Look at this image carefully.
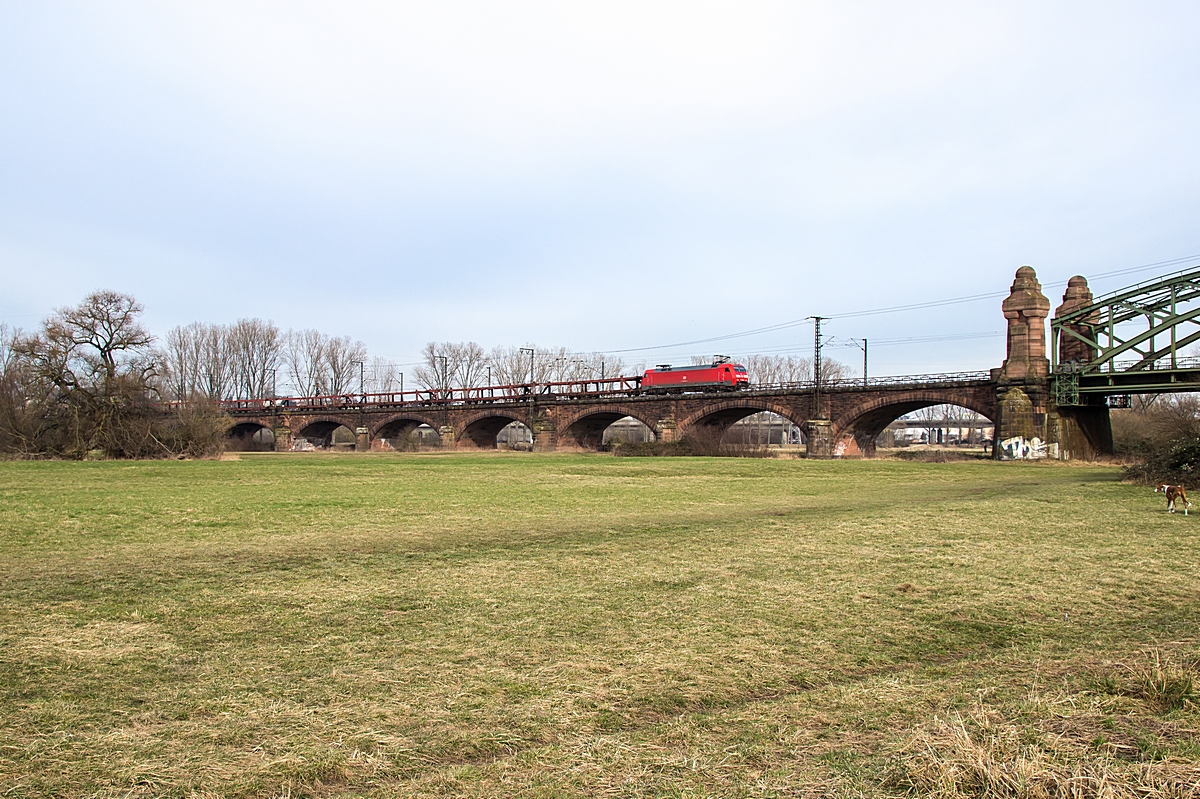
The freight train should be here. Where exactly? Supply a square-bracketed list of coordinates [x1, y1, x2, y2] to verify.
[640, 361, 749, 392]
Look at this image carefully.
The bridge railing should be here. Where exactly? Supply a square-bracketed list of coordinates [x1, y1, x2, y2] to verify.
[1055, 355, 1200, 374]
[195, 370, 994, 414]
[746, 370, 992, 393]
[207, 375, 647, 412]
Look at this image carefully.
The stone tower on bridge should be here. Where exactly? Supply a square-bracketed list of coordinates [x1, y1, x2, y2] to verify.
[1055, 275, 1097, 365]
[991, 266, 1051, 449]
[1051, 274, 1112, 456]
[991, 267, 1112, 458]
[999, 265, 1051, 380]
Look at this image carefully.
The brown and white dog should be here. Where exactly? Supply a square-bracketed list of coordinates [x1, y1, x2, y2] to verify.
[1156, 484, 1193, 514]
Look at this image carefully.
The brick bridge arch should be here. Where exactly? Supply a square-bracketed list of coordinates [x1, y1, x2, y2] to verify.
[296, 416, 361, 448]
[372, 412, 442, 445]
[456, 409, 528, 449]
[831, 387, 997, 457]
[228, 419, 271, 436]
[556, 405, 661, 450]
[677, 399, 802, 438]
[226, 420, 274, 451]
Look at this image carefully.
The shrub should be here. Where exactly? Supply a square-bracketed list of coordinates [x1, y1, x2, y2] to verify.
[1123, 437, 1200, 487]
[158, 401, 233, 458]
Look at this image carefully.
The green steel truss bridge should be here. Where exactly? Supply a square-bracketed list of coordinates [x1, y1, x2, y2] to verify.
[1051, 267, 1200, 405]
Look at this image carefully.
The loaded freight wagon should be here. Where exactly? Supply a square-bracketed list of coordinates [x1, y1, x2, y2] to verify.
[641, 361, 749, 392]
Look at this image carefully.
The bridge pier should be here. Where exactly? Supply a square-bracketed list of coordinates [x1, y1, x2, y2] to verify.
[1048, 402, 1113, 459]
[356, 427, 370, 452]
[274, 424, 292, 452]
[993, 267, 1052, 459]
[994, 384, 1045, 447]
[532, 415, 557, 452]
[654, 418, 678, 443]
[439, 425, 455, 448]
[805, 420, 834, 458]
[989, 269, 1115, 460]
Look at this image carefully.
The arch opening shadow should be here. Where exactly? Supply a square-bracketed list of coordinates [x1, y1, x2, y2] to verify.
[720, 411, 801, 448]
[459, 415, 526, 449]
[603, 417, 654, 446]
[297, 420, 356, 450]
[227, 422, 275, 452]
[838, 401, 995, 457]
[375, 418, 439, 451]
[563, 413, 654, 450]
[497, 421, 533, 451]
[687, 407, 802, 450]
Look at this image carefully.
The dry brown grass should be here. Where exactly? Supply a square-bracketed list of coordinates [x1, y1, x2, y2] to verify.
[887, 649, 1200, 798]
[1, 455, 1198, 797]
[890, 711, 1200, 797]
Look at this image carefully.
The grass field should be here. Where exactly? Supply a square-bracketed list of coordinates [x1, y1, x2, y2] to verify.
[1, 453, 1198, 798]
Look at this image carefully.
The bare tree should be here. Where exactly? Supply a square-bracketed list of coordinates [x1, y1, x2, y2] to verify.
[567, 352, 624, 381]
[284, 329, 327, 397]
[821, 357, 852, 383]
[453, 342, 488, 388]
[200, 324, 232, 400]
[325, 335, 367, 395]
[415, 342, 454, 392]
[741, 354, 834, 385]
[50, 290, 153, 382]
[367, 356, 401, 394]
[535, 346, 571, 383]
[743, 354, 782, 384]
[161, 322, 206, 400]
[11, 290, 161, 456]
[3, 293, 245, 457]
[1148, 394, 1200, 442]
[488, 345, 534, 386]
[423, 342, 626, 391]
[415, 341, 491, 390]
[939, 404, 985, 445]
[911, 405, 945, 445]
[1113, 392, 1200, 453]
[0, 323, 45, 454]
[227, 319, 282, 400]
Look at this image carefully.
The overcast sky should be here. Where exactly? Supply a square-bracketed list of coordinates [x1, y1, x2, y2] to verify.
[2, 2, 1198, 375]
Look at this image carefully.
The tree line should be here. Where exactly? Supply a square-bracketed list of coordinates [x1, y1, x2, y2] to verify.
[1, 289, 854, 458]
[419, 347, 852, 391]
[161, 321, 370, 400]
[0, 292, 394, 457]
[413, 342, 627, 392]
[0, 292, 225, 458]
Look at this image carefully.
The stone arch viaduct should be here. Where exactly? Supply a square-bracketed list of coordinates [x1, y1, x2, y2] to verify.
[222, 267, 1116, 459]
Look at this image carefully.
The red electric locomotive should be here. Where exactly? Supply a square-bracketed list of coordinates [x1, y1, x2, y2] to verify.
[641, 361, 749, 392]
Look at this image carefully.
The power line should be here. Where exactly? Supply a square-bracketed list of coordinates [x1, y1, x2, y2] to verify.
[366, 253, 1200, 370]
[648, 331, 1002, 363]
[600, 253, 1200, 355]
[827, 331, 1002, 347]
[833, 254, 1200, 321]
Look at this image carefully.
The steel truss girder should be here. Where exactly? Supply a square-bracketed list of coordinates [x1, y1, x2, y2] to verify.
[1051, 267, 1200, 376]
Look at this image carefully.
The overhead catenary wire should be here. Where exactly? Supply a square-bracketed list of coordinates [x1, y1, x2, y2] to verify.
[371, 252, 1200, 372]
[601, 253, 1200, 355]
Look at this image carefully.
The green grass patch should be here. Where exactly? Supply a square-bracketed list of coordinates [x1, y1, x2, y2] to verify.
[1, 454, 1197, 796]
